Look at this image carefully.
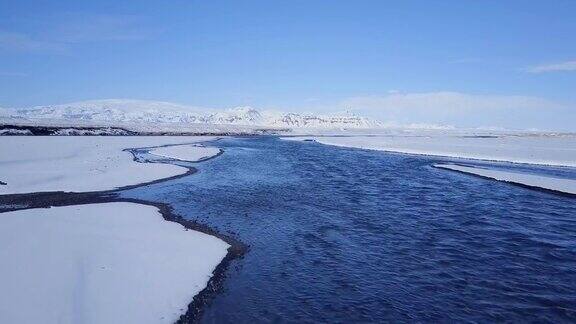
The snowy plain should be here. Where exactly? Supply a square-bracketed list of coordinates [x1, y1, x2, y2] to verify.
[0, 202, 229, 324]
[150, 144, 221, 162]
[282, 134, 576, 167]
[434, 164, 576, 195]
[1, 130, 574, 323]
[0, 136, 219, 195]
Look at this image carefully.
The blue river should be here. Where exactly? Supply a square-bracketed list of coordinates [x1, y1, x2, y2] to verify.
[123, 136, 576, 323]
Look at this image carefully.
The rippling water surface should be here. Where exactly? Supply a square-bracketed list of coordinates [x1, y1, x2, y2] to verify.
[123, 137, 576, 323]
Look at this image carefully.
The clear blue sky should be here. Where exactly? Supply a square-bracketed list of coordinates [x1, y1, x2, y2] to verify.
[1, 0, 575, 130]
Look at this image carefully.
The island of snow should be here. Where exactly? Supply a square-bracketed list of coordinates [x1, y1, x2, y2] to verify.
[0, 136, 218, 195]
[150, 144, 221, 162]
[0, 202, 230, 323]
[434, 164, 576, 195]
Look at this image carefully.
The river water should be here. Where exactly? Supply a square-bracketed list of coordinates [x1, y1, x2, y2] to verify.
[123, 136, 576, 323]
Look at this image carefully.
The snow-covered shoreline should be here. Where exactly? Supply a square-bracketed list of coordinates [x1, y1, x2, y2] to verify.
[434, 164, 576, 195]
[0, 202, 230, 323]
[0, 136, 220, 195]
[0, 136, 242, 323]
[282, 134, 576, 167]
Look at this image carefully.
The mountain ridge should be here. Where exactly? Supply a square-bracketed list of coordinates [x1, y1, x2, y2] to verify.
[2, 99, 381, 129]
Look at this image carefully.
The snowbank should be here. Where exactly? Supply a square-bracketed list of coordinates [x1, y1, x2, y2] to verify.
[282, 134, 576, 167]
[150, 144, 221, 162]
[434, 164, 576, 195]
[0, 136, 216, 195]
[0, 202, 229, 323]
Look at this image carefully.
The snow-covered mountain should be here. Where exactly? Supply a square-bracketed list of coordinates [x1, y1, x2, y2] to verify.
[9, 100, 209, 124]
[2, 99, 382, 129]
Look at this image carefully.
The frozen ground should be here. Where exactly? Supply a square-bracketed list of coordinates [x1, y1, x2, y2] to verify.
[282, 133, 576, 167]
[0, 136, 217, 195]
[151, 144, 221, 162]
[435, 164, 576, 195]
[0, 202, 229, 324]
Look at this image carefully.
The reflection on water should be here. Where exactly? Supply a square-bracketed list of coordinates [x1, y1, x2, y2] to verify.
[123, 137, 576, 323]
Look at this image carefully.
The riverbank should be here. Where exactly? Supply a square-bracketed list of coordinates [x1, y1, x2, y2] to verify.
[434, 163, 576, 197]
[0, 137, 245, 323]
[0, 136, 225, 195]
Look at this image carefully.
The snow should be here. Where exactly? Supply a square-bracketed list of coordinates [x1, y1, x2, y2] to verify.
[282, 134, 576, 167]
[434, 164, 576, 195]
[150, 144, 221, 162]
[0, 136, 216, 195]
[0, 202, 229, 324]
